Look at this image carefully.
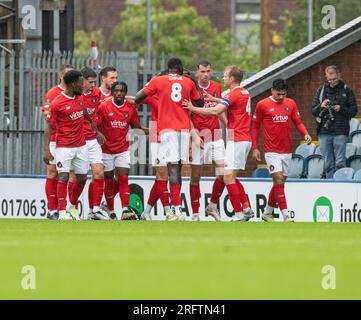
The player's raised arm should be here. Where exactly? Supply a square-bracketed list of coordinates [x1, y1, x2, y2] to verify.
[134, 89, 148, 104]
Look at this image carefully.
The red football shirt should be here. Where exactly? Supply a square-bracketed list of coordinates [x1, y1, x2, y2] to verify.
[221, 86, 251, 142]
[82, 87, 102, 140]
[48, 92, 86, 148]
[191, 80, 222, 141]
[143, 74, 201, 133]
[97, 99, 140, 154]
[99, 87, 112, 102]
[44, 85, 64, 142]
[144, 95, 159, 143]
[252, 97, 308, 154]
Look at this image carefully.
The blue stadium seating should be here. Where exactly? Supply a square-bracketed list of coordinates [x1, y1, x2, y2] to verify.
[295, 143, 316, 158]
[345, 142, 357, 159]
[333, 167, 354, 180]
[288, 154, 305, 178]
[350, 130, 361, 148]
[306, 154, 325, 179]
[347, 155, 361, 172]
[353, 169, 361, 180]
[252, 168, 270, 178]
[349, 118, 360, 136]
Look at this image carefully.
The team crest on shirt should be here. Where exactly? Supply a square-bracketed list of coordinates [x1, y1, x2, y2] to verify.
[123, 111, 129, 118]
[78, 100, 83, 106]
[91, 97, 97, 104]
[57, 162, 63, 168]
[284, 105, 290, 112]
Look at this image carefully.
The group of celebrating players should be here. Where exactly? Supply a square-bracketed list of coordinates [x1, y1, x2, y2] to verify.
[42, 57, 312, 222]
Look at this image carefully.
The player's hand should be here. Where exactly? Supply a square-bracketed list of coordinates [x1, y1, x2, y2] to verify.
[125, 96, 135, 104]
[304, 135, 312, 145]
[252, 149, 262, 162]
[183, 101, 195, 111]
[204, 92, 221, 103]
[43, 150, 54, 165]
[96, 131, 106, 145]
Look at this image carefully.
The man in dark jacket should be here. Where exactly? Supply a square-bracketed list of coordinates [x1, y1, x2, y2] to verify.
[311, 65, 358, 178]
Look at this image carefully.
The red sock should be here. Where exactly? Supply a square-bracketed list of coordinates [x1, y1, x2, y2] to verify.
[267, 186, 277, 207]
[113, 179, 119, 197]
[157, 180, 170, 207]
[210, 178, 225, 204]
[226, 183, 242, 213]
[118, 175, 130, 208]
[70, 182, 86, 206]
[57, 181, 68, 211]
[273, 184, 287, 211]
[169, 183, 181, 206]
[88, 182, 94, 210]
[45, 178, 58, 211]
[93, 179, 104, 208]
[67, 181, 75, 200]
[235, 179, 250, 209]
[190, 184, 201, 214]
[148, 180, 159, 206]
[104, 178, 115, 211]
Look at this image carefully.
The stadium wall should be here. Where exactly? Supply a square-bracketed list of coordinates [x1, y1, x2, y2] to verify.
[0, 175, 360, 223]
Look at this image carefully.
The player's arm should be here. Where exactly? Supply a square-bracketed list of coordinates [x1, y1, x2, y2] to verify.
[43, 121, 53, 165]
[131, 122, 149, 135]
[219, 112, 228, 126]
[185, 101, 226, 116]
[251, 104, 263, 162]
[134, 89, 148, 104]
[292, 104, 312, 144]
[83, 107, 105, 145]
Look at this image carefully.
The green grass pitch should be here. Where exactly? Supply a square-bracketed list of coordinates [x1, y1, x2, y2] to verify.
[1, 220, 361, 299]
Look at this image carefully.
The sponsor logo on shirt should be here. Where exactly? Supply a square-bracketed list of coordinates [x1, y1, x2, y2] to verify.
[70, 110, 84, 120]
[66, 106, 71, 110]
[111, 120, 127, 128]
[108, 112, 114, 117]
[272, 115, 288, 123]
[270, 108, 275, 112]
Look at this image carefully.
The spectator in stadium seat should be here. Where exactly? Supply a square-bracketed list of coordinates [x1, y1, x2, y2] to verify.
[311, 65, 358, 178]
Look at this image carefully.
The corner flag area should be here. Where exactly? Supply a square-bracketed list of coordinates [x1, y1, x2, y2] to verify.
[1, 220, 361, 299]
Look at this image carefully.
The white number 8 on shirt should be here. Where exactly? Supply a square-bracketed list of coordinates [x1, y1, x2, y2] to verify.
[171, 83, 182, 102]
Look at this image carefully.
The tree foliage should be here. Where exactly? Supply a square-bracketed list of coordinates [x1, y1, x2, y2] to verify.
[110, 0, 260, 72]
[74, 29, 105, 56]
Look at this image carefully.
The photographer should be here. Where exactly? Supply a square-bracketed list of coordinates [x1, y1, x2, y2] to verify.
[311, 65, 358, 178]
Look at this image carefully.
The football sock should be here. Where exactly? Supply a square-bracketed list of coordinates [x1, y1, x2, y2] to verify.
[235, 179, 250, 209]
[45, 177, 58, 211]
[69, 182, 86, 206]
[148, 180, 159, 206]
[169, 183, 182, 207]
[118, 175, 130, 208]
[190, 183, 201, 214]
[157, 180, 170, 208]
[226, 183, 242, 213]
[93, 178, 104, 212]
[104, 178, 115, 211]
[57, 181, 68, 211]
[274, 184, 287, 211]
[67, 181, 75, 200]
[210, 177, 225, 204]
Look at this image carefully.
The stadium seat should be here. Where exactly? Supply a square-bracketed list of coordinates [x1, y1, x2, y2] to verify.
[350, 130, 361, 148]
[347, 155, 361, 172]
[357, 146, 361, 156]
[353, 169, 361, 180]
[295, 143, 316, 158]
[349, 118, 360, 136]
[288, 154, 305, 178]
[306, 154, 325, 179]
[333, 167, 354, 180]
[345, 143, 357, 159]
[252, 167, 270, 178]
[314, 146, 323, 156]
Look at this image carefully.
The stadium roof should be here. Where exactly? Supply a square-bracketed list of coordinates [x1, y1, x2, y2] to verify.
[241, 16, 361, 96]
